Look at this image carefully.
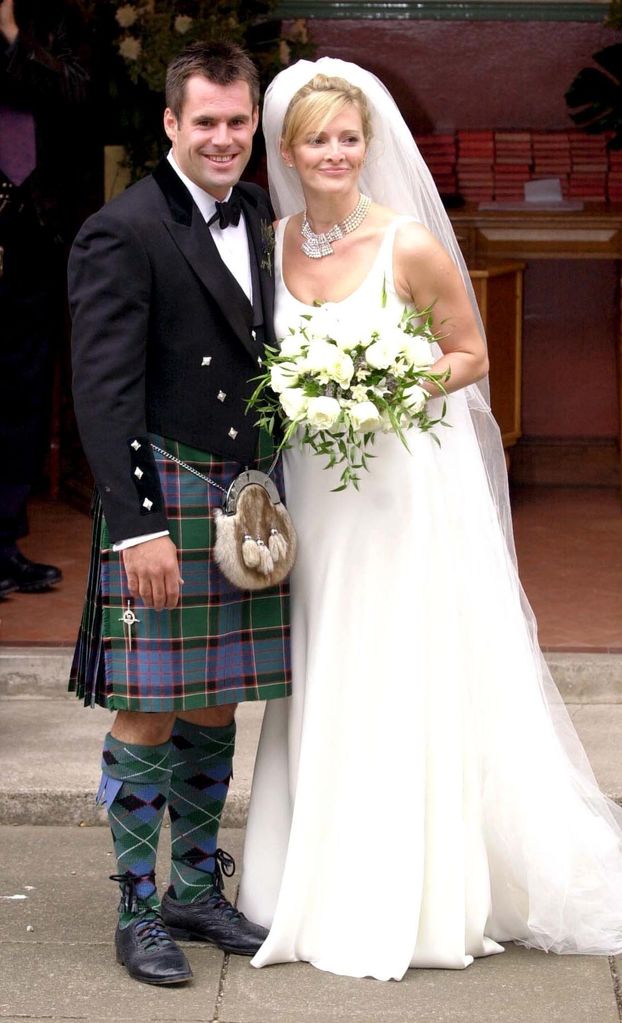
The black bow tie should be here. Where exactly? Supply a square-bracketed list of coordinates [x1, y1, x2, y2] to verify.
[208, 191, 242, 230]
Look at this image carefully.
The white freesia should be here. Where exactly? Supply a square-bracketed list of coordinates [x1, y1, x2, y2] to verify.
[270, 361, 298, 394]
[350, 383, 371, 403]
[115, 5, 138, 28]
[279, 388, 308, 421]
[365, 335, 403, 370]
[401, 334, 434, 369]
[306, 396, 341, 430]
[404, 383, 429, 414]
[349, 401, 383, 433]
[305, 341, 354, 387]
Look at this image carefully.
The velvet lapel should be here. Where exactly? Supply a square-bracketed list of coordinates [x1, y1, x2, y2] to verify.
[238, 188, 276, 345]
[152, 160, 258, 361]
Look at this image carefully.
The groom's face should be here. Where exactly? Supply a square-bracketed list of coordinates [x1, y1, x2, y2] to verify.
[164, 75, 259, 199]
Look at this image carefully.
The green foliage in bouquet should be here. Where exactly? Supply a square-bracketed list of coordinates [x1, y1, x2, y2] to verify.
[249, 288, 451, 491]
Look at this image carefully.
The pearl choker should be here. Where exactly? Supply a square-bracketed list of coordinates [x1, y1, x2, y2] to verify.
[300, 193, 372, 259]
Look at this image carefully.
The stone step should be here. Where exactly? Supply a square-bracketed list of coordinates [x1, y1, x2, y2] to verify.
[1, 647, 621, 701]
[0, 696, 264, 827]
[1, 649, 621, 826]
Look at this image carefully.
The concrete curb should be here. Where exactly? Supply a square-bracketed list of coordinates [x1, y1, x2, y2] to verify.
[2, 647, 621, 700]
[1, 649, 621, 826]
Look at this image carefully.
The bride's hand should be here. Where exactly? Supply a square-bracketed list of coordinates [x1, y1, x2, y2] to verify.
[394, 222, 489, 394]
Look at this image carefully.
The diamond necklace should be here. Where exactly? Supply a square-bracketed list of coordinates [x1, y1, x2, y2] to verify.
[300, 193, 372, 259]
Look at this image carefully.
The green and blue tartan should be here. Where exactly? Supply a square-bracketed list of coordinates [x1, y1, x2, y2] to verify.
[69, 433, 291, 711]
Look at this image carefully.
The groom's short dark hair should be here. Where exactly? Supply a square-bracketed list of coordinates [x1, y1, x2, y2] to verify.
[166, 41, 260, 119]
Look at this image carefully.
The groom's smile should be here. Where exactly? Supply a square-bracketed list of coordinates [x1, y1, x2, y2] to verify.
[164, 75, 259, 200]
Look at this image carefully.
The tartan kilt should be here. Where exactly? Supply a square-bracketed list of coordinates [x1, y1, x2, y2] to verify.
[69, 433, 291, 711]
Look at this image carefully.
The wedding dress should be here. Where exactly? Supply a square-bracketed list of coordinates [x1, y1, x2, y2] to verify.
[237, 216, 622, 981]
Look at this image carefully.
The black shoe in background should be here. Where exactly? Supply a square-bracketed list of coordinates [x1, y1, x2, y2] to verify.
[0, 576, 18, 598]
[0, 551, 62, 593]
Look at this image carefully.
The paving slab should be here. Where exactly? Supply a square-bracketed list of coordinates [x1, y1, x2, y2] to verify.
[221, 943, 619, 1023]
[0, 942, 222, 1021]
[0, 827, 620, 1023]
[0, 826, 243, 944]
[567, 704, 622, 802]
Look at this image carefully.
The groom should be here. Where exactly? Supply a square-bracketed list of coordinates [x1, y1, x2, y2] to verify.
[68, 41, 290, 985]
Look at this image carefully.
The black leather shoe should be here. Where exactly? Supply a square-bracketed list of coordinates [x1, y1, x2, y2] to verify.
[115, 912, 193, 985]
[0, 576, 18, 598]
[111, 872, 192, 986]
[0, 551, 62, 593]
[161, 849, 268, 956]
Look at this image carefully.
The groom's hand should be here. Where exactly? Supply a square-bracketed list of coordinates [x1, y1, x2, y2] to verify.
[122, 536, 182, 611]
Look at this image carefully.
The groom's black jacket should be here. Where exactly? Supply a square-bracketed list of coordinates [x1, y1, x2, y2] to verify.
[69, 158, 275, 544]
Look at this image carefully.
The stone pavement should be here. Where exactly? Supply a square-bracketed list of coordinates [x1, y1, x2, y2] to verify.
[1, 648, 622, 1021]
[1, 826, 621, 1023]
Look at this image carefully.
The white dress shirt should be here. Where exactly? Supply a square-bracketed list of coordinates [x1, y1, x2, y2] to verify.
[113, 152, 253, 551]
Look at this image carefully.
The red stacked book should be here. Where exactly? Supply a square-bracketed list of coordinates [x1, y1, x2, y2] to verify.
[607, 149, 622, 203]
[568, 132, 607, 202]
[493, 131, 533, 201]
[457, 130, 494, 202]
[416, 134, 458, 196]
[531, 132, 571, 196]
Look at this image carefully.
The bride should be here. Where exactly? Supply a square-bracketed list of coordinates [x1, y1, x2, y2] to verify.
[237, 58, 622, 981]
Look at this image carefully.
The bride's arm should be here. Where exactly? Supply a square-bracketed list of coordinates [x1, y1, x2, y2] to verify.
[393, 222, 488, 396]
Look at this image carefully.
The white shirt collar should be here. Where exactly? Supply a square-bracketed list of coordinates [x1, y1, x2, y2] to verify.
[166, 151, 232, 224]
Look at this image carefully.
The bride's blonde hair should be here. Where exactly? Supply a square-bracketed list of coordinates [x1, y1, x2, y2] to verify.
[281, 74, 373, 150]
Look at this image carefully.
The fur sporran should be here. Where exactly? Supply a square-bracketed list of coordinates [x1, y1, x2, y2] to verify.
[213, 469, 297, 590]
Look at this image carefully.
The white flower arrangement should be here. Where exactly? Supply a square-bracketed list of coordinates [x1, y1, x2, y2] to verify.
[249, 285, 450, 490]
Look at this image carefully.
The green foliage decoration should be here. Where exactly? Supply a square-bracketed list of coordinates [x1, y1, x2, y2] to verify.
[565, 44, 622, 149]
[84, 2, 314, 181]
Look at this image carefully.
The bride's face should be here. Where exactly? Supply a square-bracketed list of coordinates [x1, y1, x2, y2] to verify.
[282, 105, 366, 197]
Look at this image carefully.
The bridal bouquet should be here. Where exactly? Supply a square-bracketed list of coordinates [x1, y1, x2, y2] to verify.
[249, 290, 450, 490]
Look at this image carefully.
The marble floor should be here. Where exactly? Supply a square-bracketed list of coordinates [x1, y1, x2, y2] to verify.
[0, 487, 620, 650]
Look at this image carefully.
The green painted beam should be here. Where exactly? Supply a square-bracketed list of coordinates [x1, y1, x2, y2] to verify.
[276, 1, 610, 21]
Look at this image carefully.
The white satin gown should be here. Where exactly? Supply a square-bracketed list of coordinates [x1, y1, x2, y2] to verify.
[237, 217, 622, 981]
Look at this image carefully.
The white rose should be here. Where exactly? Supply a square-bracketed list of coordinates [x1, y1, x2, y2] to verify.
[306, 396, 341, 430]
[174, 14, 193, 34]
[365, 336, 402, 370]
[270, 361, 298, 394]
[118, 36, 141, 60]
[280, 332, 307, 358]
[404, 383, 429, 414]
[279, 387, 308, 421]
[349, 401, 382, 433]
[401, 334, 433, 369]
[115, 5, 138, 28]
[305, 341, 354, 387]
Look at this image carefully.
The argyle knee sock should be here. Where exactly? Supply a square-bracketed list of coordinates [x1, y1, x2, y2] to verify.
[167, 717, 236, 903]
[98, 732, 172, 927]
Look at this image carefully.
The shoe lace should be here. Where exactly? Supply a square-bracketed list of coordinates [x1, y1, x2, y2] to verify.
[109, 871, 156, 912]
[133, 911, 175, 951]
[110, 872, 174, 949]
[207, 849, 240, 920]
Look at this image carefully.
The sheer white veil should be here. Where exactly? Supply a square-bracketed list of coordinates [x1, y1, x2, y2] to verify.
[262, 57, 622, 838]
